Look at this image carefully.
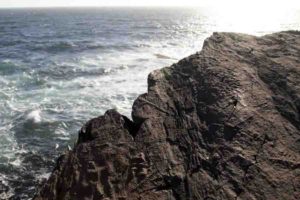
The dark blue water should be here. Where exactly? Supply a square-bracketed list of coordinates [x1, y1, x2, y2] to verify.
[0, 7, 299, 199]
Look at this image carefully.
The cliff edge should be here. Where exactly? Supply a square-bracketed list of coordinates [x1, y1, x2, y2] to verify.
[34, 31, 300, 200]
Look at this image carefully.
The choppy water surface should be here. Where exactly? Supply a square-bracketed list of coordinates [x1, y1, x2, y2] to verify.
[0, 7, 299, 199]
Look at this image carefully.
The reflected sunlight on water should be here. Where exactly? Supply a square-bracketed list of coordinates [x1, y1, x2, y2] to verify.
[204, 7, 300, 34]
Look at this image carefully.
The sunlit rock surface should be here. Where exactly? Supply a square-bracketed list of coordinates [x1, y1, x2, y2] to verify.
[34, 31, 300, 200]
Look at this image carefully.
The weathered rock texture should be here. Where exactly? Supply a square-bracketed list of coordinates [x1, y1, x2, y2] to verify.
[34, 31, 300, 200]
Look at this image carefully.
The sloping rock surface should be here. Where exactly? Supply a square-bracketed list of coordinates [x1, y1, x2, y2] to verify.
[34, 31, 300, 200]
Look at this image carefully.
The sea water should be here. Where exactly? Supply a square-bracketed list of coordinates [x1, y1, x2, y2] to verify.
[0, 7, 299, 199]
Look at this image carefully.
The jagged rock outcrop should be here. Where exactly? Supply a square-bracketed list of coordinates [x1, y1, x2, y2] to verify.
[34, 31, 300, 200]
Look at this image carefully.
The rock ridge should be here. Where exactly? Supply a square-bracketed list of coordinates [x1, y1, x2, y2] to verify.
[34, 31, 300, 200]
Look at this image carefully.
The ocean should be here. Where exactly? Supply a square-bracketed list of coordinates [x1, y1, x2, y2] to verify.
[0, 7, 299, 199]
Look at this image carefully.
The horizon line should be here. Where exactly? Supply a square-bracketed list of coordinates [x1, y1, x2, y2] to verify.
[0, 5, 206, 9]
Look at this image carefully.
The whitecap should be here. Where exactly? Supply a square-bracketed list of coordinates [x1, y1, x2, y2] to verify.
[61, 121, 68, 129]
[54, 127, 69, 136]
[9, 157, 22, 167]
[37, 172, 51, 181]
[17, 144, 28, 154]
[0, 174, 14, 199]
[104, 68, 113, 74]
[26, 109, 42, 123]
[56, 136, 70, 141]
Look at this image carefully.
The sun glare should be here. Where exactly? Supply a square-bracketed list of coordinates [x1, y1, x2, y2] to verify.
[205, 6, 300, 34]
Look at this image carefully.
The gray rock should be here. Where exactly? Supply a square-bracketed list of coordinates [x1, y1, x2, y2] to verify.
[34, 31, 300, 200]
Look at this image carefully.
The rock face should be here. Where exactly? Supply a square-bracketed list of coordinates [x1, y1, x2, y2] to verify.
[34, 31, 300, 200]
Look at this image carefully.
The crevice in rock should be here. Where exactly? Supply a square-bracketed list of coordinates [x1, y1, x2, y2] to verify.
[184, 176, 191, 200]
[154, 175, 182, 200]
[77, 121, 94, 144]
[228, 179, 244, 199]
[254, 134, 269, 164]
[122, 115, 144, 138]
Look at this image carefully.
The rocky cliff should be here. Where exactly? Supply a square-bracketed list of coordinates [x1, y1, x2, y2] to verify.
[34, 31, 300, 200]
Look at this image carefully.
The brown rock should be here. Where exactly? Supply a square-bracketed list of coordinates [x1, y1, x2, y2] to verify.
[34, 31, 300, 200]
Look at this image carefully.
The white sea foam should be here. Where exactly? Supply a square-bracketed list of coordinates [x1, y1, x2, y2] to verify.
[0, 174, 14, 199]
[37, 172, 51, 181]
[104, 67, 113, 74]
[26, 110, 42, 123]
[9, 157, 22, 167]
[54, 127, 69, 136]
[56, 136, 70, 141]
[17, 144, 28, 154]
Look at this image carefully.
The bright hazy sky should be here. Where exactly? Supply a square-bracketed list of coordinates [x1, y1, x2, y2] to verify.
[1, 0, 300, 8]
